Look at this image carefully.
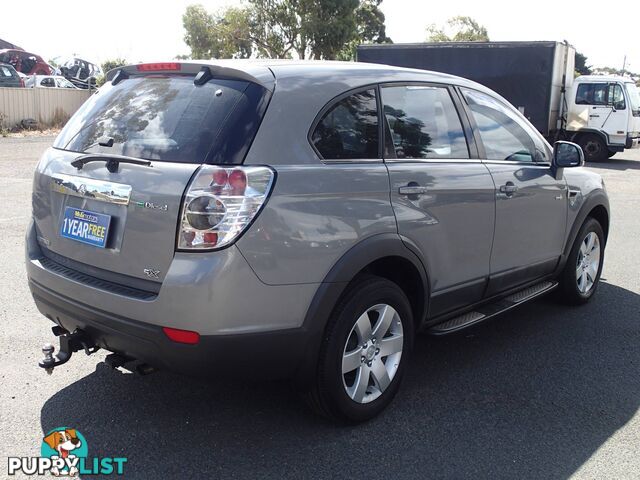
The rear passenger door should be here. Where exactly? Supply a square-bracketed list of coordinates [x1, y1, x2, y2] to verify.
[382, 84, 496, 317]
[460, 88, 567, 295]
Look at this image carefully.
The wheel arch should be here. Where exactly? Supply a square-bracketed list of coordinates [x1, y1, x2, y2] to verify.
[570, 129, 610, 147]
[562, 190, 610, 263]
[588, 204, 609, 241]
[295, 233, 430, 387]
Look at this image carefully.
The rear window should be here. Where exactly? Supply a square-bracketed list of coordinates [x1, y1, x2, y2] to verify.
[54, 75, 269, 164]
[311, 89, 379, 160]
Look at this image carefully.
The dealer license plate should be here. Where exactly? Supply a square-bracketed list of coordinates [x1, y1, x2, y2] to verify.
[60, 207, 111, 248]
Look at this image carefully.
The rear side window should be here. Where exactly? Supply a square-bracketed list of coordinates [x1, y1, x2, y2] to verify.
[312, 89, 379, 160]
[54, 75, 269, 164]
[381, 85, 469, 159]
[1, 67, 12, 77]
[576, 83, 608, 105]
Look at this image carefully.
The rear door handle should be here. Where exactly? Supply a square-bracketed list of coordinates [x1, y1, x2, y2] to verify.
[499, 182, 518, 196]
[398, 185, 428, 196]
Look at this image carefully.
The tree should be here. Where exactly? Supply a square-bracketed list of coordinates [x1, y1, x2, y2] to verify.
[575, 52, 592, 75]
[426, 16, 489, 42]
[101, 58, 128, 74]
[181, 0, 392, 60]
[243, 0, 363, 60]
[337, 0, 392, 60]
[182, 4, 252, 59]
[355, 0, 391, 44]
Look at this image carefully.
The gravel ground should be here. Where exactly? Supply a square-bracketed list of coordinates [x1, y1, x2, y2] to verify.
[0, 136, 638, 479]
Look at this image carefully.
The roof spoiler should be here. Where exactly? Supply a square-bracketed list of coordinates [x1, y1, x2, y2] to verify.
[105, 62, 275, 91]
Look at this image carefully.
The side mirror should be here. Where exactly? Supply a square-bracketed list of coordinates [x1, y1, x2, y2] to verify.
[553, 141, 584, 169]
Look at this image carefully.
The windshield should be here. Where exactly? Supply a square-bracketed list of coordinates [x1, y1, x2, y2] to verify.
[57, 77, 75, 88]
[54, 74, 269, 164]
[626, 83, 640, 112]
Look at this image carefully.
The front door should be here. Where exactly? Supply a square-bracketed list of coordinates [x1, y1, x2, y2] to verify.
[460, 88, 568, 295]
[382, 84, 496, 316]
[576, 82, 628, 146]
[601, 83, 630, 147]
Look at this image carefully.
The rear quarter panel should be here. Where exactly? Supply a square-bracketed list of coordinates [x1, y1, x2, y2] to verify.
[240, 68, 397, 285]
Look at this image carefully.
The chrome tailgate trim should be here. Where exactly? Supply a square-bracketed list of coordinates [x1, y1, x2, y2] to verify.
[51, 173, 132, 205]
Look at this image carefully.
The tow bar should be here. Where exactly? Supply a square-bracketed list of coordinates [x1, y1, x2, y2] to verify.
[38, 326, 100, 374]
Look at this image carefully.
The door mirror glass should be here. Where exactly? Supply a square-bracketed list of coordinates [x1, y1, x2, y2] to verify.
[553, 141, 584, 168]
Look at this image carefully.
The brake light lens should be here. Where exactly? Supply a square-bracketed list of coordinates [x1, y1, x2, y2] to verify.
[136, 63, 181, 72]
[177, 165, 275, 250]
[163, 327, 200, 345]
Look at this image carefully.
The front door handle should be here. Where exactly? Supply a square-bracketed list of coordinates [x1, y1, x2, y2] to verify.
[398, 185, 428, 196]
[499, 182, 518, 197]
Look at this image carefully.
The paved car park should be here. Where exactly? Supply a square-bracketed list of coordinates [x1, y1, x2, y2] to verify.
[0, 135, 638, 478]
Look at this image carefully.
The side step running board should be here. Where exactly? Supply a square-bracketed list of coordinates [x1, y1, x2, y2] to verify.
[428, 281, 558, 335]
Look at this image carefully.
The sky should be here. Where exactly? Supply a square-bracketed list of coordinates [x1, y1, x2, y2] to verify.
[1, 0, 637, 72]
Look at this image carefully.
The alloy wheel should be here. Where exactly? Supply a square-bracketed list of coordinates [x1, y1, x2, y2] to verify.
[576, 232, 601, 294]
[341, 303, 404, 404]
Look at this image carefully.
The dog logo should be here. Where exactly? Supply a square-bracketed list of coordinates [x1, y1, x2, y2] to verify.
[7, 426, 127, 476]
[41, 428, 87, 477]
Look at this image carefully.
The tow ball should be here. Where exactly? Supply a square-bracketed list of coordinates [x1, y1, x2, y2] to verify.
[39, 327, 100, 374]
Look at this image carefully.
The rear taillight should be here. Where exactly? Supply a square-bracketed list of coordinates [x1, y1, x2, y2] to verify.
[177, 165, 275, 250]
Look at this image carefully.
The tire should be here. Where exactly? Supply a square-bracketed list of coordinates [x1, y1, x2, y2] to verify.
[559, 217, 605, 305]
[577, 134, 607, 162]
[305, 275, 414, 423]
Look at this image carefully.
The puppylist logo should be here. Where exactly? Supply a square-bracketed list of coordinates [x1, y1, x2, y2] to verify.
[7, 427, 127, 476]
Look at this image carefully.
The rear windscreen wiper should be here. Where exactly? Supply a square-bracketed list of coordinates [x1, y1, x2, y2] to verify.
[71, 153, 152, 173]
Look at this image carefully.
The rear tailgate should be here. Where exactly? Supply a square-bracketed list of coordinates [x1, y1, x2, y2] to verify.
[33, 150, 198, 283]
[31, 62, 273, 284]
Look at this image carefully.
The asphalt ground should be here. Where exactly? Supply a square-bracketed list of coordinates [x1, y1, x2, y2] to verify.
[0, 136, 638, 479]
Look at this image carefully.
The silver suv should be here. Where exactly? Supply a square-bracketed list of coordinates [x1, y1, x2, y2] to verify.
[27, 61, 609, 422]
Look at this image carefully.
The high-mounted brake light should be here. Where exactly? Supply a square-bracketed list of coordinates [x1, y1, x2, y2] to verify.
[177, 166, 275, 250]
[136, 63, 181, 72]
[163, 327, 200, 345]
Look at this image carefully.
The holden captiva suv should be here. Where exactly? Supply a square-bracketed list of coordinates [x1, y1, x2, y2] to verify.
[27, 61, 609, 422]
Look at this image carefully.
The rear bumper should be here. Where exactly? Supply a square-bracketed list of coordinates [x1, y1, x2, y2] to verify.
[25, 220, 320, 379]
[29, 277, 309, 378]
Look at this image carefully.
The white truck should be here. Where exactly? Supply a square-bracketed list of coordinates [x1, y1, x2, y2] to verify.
[566, 74, 640, 160]
[357, 41, 640, 161]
